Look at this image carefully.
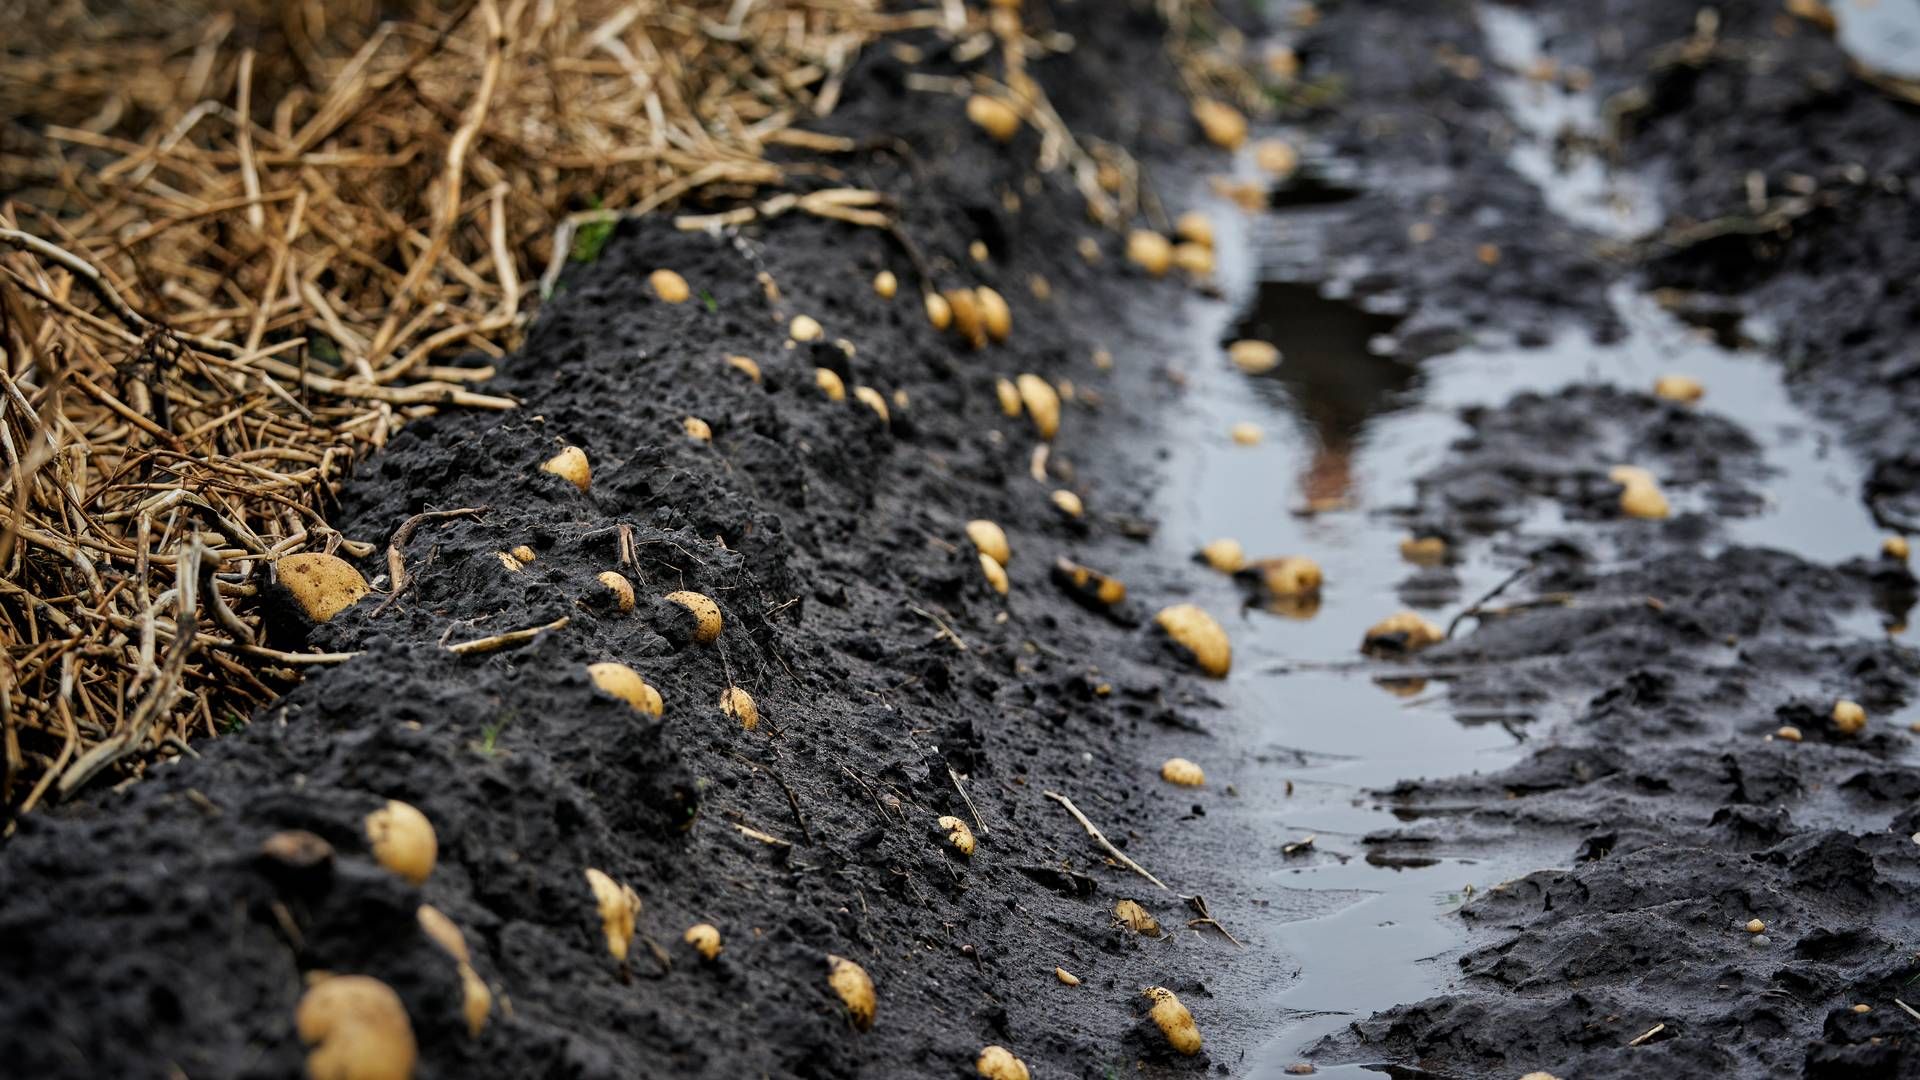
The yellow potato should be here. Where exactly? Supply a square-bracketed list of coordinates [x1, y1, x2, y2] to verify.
[683, 416, 712, 443]
[1255, 556, 1323, 597]
[926, 292, 953, 331]
[511, 545, 537, 564]
[1160, 757, 1205, 786]
[276, 553, 371, 623]
[1175, 211, 1214, 249]
[969, 241, 990, 264]
[1230, 421, 1263, 445]
[1363, 611, 1444, 654]
[873, 270, 899, 299]
[1400, 535, 1448, 566]
[585, 867, 641, 964]
[1653, 374, 1704, 403]
[815, 367, 847, 402]
[789, 314, 823, 342]
[976, 287, 1012, 342]
[1745, 918, 1766, 934]
[1833, 699, 1866, 735]
[1114, 898, 1161, 934]
[417, 905, 469, 964]
[542, 446, 592, 492]
[946, 289, 986, 349]
[1775, 725, 1803, 742]
[995, 377, 1023, 417]
[1052, 557, 1126, 607]
[1199, 538, 1247, 573]
[1174, 242, 1216, 277]
[1884, 535, 1910, 561]
[1619, 480, 1670, 520]
[597, 571, 636, 612]
[725, 355, 762, 382]
[458, 963, 491, 1038]
[364, 800, 436, 886]
[1144, 986, 1202, 1055]
[1192, 98, 1248, 149]
[1050, 489, 1085, 519]
[938, 815, 977, 856]
[296, 975, 417, 1080]
[649, 269, 690, 304]
[853, 385, 891, 424]
[720, 686, 759, 730]
[665, 590, 723, 644]
[979, 553, 1010, 596]
[684, 923, 723, 961]
[827, 954, 877, 1030]
[1126, 230, 1173, 277]
[1253, 138, 1299, 178]
[966, 94, 1021, 142]
[1155, 604, 1231, 677]
[1055, 967, 1080, 986]
[588, 662, 664, 716]
[966, 520, 1011, 566]
[1227, 339, 1281, 374]
[976, 1045, 1031, 1080]
[1016, 373, 1061, 440]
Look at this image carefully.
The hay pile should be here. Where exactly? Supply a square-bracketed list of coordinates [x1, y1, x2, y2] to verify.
[0, 0, 1240, 817]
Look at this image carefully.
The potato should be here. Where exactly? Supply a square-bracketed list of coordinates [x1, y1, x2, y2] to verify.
[850, 385, 890, 424]
[541, 446, 592, 492]
[417, 905, 469, 964]
[587, 662, 664, 716]
[1884, 535, 1910, 561]
[1077, 236, 1102, 263]
[976, 1045, 1031, 1080]
[969, 241, 990, 264]
[665, 590, 723, 643]
[649, 269, 690, 304]
[1114, 898, 1161, 934]
[966, 94, 1022, 142]
[979, 553, 1011, 596]
[597, 571, 636, 613]
[815, 367, 847, 402]
[1175, 211, 1214, 249]
[1052, 557, 1126, 607]
[1362, 611, 1444, 655]
[1199, 538, 1247, 573]
[276, 553, 371, 623]
[585, 867, 641, 964]
[684, 923, 723, 961]
[947, 289, 987, 349]
[511, 545, 537, 564]
[1230, 421, 1263, 445]
[1833, 698, 1866, 735]
[1050, 489, 1085, 519]
[827, 954, 877, 1030]
[1155, 604, 1231, 677]
[1745, 918, 1766, 934]
[1016, 374, 1061, 440]
[1619, 480, 1669, 520]
[720, 686, 759, 730]
[1775, 724, 1803, 742]
[1227, 339, 1281, 374]
[926, 292, 953, 331]
[364, 800, 436, 886]
[458, 964, 491, 1038]
[1126, 230, 1173, 277]
[296, 975, 417, 1080]
[725, 354, 762, 382]
[1254, 137, 1299, 179]
[683, 416, 712, 443]
[1160, 757, 1205, 787]
[976, 287, 1012, 342]
[873, 270, 898, 299]
[1400, 535, 1448, 566]
[1055, 967, 1080, 985]
[1144, 986, 1202, 1055]
[937, 814, 977, 856]
[1192, 98, 1248, 149]
[1654, 374, 1704, 403]
[1253, 556, 1323, 597]
[1171, 244, 1213, 279]
[995, 377, 1023, 417]
[790, 314, 823, 342]
[966, 519, 1011, 566]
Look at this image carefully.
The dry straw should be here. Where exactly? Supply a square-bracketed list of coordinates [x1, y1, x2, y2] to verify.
[0, 0, 1233, 816]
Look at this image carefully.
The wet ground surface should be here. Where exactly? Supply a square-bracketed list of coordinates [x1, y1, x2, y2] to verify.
[9, 0, 1920, 1077]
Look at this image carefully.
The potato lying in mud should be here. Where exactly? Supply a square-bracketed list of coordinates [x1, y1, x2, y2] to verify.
[684, 923, 723, 961]
[946, 288, 987, 349]
[979, 553, 1011, 596]
[1143, 986, 1202, 1055]
[1198, 538, 1247, 573]
[1015, 374, 1061, 440]
[815, 367, 847, 402]
[1242, 556, 1323, 598]
[296, 975, 417, 1080]
[1160, 757, 1205, 787]
[995, 377, 1022, 417]
[873, 270, 898, 299]
[1833, 698, 1867, 735]
[683, 416, 712, 443]
[853, 385, 891, 423]
[827, 954, 877, 1030]
[1609, 465, 1670, 520]
[1884, 535, 1910, 562]
[977, 287, 1013, 343]
[588, 662, 664, 716]
[1228, 339, 1281, 375]
[597, 571, 635, 613]
[541, 445, 591, 492]
[585, 867, 641, 964]
[1052, 557, 1126, 610]
[966, 94, 1021, 142]
[720, 686, 758, 730]
[789, 314, 823, 342]
[1050, 489, 1085, 519]
[1254, 137, 1299, 179]
[1399, 534, 1448, 566]
[937, 815, 977, 856]
[976, 1045, 1031, 1080]
[276, 553, 371, 624]
[1174, 243, 1215, 278]
[365, 800, 436, 886]
[1654, 374, 1704, 403]
[649, 269, 690, 304]
[1175, 211, 1214, 250]
[1155, 604, 1231, 677]
[967, 519, 1011, 566]
[1126, 230, 1174, 277]
[1192, 97, 1248, 149]
[725, 354, 762, 382]
[665, 590, 723, 643]
[1114, 898, 1161, 934]
[1362, 611, 1444, 656]
[926, 292, 953, 331]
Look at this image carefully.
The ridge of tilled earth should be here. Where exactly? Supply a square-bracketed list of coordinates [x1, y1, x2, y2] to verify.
[1320, 386, 1920, 1078]
[0, 5, 1264, 1079]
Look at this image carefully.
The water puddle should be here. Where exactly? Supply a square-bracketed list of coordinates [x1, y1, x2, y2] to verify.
[1835, 0, 1920, 80]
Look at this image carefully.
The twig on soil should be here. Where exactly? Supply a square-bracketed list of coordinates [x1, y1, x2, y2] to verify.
[1043, 790, 1168, 892]
[732, 821, 792, 848]
[376, 506, 488, 615]
[1282, 834, 1316, 856]
[1446, 562, 1535, 640]
[948, 766, 987, 836]
[446, 616, 569, 655]
[1895, 998, 1920, 1024]
[1183, 893, 1243, 948]
[908, 603, 968, 652]
[1627, 1022, 1666, 1047]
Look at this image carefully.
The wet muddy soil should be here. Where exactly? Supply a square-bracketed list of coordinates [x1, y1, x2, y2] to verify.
[10, 1, 1920, 1078]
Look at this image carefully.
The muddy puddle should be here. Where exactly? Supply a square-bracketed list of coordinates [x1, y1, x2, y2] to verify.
[1141, 119, 1891, 1075]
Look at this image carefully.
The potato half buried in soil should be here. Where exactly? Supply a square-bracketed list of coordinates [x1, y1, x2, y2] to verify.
[967, 519, 1011, 566]
[827, 954, 877, 1030]
[976, 1045, 1031, 1080]
[1198, 538, 1247, 573]
[1399, 535, 1448, 566]
[1175, 211, 1215, 249]
[946, 288, 986, 349]
[1125, 230, 1173, 277]
[541, 445, 591, 492]
[365, 800, 436, 885]
[995, 378, 1023, 417]
[1240, 556, 1323, 600]
[664, 590, 723, 643]
[1051, 557, 1126, 612]
[1160, 757, 1205, 786]
[275, 553, 371, 624]
[720, 686, 758, 730]
[1144, 986, 1202, 1055]
[976, 287, 1012, 342]
[296, 975, 417, 1080]
[684, 923, 722, 961]
[649, 269, 690, 303]
[585, 867, 641, 964]
[1154, 604, 1231, 677]
[596, 571, 636, 612]
[937, 815, 977, 856]
[1833, 698, 1867, 735]
[1015, 374, 1061, 439]
[588, 662, 664, 716]
[1191, 97, 1248, 149]
[966, 94, 1021, 142]
[1362, 610, 1444, 656]
[979, 553, 1011, 596]
[1114, 898, 1161, 934]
